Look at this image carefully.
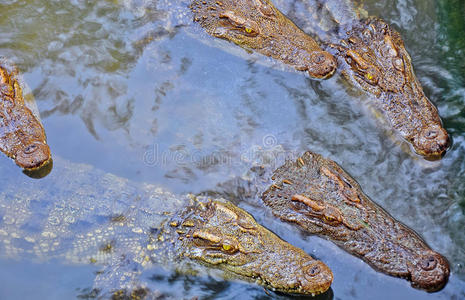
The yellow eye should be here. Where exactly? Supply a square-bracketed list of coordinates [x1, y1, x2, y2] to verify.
[245, 27, 252, 34]
[222, 244, 232, 251]
[325, 216, 335, 222]
[365, 73, 374, 80]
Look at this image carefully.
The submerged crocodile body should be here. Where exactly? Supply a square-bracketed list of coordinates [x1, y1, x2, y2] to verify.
[261, 151, 449, 292]
[0, 156, 333, 297]
[272, 0, 450, 159]
[0, 57, 51, 170]
[189, 0, 337, 79]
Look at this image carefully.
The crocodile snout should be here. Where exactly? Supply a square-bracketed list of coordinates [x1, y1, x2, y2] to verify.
[297, 260, 334, 295]
[413, 125, 450, 159]
[307, 51, 337, 79]
[15, 141, 51, 170]
[408, 252, 450, 292]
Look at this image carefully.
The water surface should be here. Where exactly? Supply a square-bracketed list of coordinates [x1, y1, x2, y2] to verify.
[0, 0, 464, 299]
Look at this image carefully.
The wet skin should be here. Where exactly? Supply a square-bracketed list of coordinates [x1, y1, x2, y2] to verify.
[0, 156, 333, 296]
[169, 199, 333, 295]
[190, 0, 337, 79]
[262, 151, 450, 292]
[0, 57, 51, 170]
[326, 17, 450, 159]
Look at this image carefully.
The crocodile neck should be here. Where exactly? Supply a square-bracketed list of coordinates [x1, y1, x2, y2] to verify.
[0, 154, 334, 296]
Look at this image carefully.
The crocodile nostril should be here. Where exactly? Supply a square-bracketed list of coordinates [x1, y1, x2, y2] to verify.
[420, 256, 438, 271]
[23, 144, 38, 154]
[15, 142, 51, 170]
[414, 125, 450, 157]
[306, 265, 320, 277]
[423, 129, 439, 140]
[311, 53, 326, 64]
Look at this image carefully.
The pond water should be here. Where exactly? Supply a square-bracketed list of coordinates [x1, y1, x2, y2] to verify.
[1, 0, 464, 299]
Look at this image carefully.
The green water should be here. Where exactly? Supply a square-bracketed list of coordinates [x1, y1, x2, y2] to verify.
[1, 0, 464, 299]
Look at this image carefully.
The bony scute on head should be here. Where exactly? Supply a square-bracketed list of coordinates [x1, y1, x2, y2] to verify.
[190, 0, 337, 79]
[176, 199, 333, 295]
[330, 17, 450, 159]
[262, 151, 450, 292]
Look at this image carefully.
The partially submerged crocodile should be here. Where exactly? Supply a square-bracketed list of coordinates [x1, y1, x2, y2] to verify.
[328, 17, 449, 159]
[189, 0, 337, 79]
[261, 151, 449, 292]
[0, 0, 449, 171]
[0, 0, 337, 172]
[0, 1, 451, 295]
[0, 156, 333, 297]
[0, 57, 51, 171]
[272, 0, 450, 159]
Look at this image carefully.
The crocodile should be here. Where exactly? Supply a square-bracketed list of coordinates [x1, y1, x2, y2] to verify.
[0, 57, 52, 171]
[326, 16, 450, 159]
[189, 0, 337, 79]
[293, 0, 449, 159]
[1, 1, 448, 161]
[0, 155, 333, 297]
[0, 0, 337, 172]
[260, 151, 449, 292]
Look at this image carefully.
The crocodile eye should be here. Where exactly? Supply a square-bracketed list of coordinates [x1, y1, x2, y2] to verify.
[324, 215, 336, 222]
[322, 207, 342, 226]
[218, 11, 259, 37]
[242, 25, 259, 37]
[362, 70, 378, 85]
[221, 239, 238, 254]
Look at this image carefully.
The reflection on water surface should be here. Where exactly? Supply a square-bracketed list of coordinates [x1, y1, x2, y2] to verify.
[0, 0, 464, 299]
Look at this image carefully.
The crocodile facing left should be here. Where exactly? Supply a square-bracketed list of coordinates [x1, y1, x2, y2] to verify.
[0, 156, 333, 297]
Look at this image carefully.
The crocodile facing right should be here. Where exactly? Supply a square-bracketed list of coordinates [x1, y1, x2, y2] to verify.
[189, 0, 337, 79]
[274, 0, 450, 159]
[261, 151, 450, 292]
[0, 156, 333, 297]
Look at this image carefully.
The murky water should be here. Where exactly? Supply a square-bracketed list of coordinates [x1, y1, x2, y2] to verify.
[1, 0, 464, 299]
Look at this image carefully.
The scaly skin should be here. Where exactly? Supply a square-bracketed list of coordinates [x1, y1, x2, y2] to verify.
[261, 151, 449, 292]
[269, 0, 449, 159]
[189, 0, 337, 79]
[0, 57, 51, 170]
[168, 199, 333, 295]
[327, 17, 449, 159]
[0, 156, 332, 296]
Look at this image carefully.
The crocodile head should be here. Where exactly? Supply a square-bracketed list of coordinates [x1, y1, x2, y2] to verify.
[329, 18, 449, 159]
[190, 0, 337, 79]
[0, 59, 52, 170]
[262, 151, 450, 292]
[173, 198, 333, 295]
